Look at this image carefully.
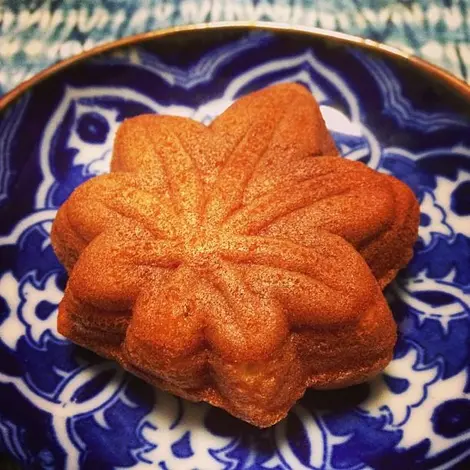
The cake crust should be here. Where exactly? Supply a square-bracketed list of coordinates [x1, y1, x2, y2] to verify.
[52, 84, 419, 427]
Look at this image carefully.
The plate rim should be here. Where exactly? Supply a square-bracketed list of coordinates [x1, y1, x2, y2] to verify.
[0, 21, 470, 112]
[0, 20, 469, 470]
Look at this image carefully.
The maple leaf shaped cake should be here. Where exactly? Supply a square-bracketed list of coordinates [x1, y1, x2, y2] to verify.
[52, 84, 419, 427]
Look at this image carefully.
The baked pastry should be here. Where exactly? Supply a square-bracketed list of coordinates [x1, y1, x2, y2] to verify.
[51, 83, 419, 427]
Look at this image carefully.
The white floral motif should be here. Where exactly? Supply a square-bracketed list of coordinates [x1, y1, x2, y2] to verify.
[0, 270, 65, 351]
[0, 359, 127, 469]
[0, 210, 64, 351]
[433, 168, 470, 239]
[419, 190, 453, 246]
[393, 270, 470, 333]
[398, 368, 470, 458]
[0, 272, 65, 351]
[0, 272, 24, 351]
[127, 392, 229, 470]
[21, 273, 64, 348]
[69, 104, 119, 175]
[360, 345, 440, 427]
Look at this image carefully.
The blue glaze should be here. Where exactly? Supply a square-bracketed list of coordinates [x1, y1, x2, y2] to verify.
[432, 399, 470, 438]
[383, 375, 410, 394]
[76, 111, 110, 144]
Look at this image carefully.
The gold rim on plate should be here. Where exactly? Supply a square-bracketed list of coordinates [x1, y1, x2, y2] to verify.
[1, 21, 470, 111]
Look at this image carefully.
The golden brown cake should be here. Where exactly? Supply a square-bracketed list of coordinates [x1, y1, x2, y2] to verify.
[51, 83, 419, 427]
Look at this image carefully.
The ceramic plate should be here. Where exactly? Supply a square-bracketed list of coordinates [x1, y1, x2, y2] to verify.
[1, 23, 470, 470]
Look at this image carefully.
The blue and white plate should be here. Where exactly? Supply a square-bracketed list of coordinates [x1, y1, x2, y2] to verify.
[1, 24, 470, 470]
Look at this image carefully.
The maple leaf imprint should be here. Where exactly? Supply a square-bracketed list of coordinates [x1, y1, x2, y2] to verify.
[52, 84, 419, 427]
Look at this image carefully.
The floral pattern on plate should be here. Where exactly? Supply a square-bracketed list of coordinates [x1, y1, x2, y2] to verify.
[1, 30, 469, 469]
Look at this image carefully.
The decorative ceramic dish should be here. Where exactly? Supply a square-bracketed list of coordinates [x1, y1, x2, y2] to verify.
[0, 23, 470, 470]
